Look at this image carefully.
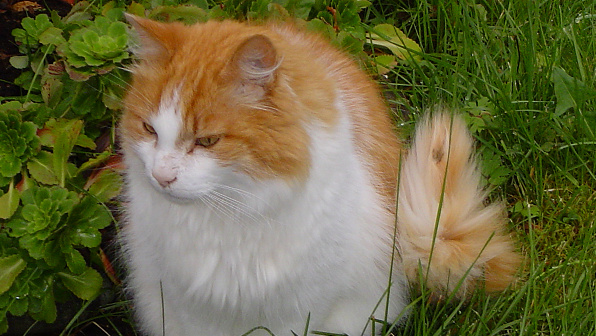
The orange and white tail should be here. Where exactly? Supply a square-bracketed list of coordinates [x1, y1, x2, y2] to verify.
[397, 111, 520, 298]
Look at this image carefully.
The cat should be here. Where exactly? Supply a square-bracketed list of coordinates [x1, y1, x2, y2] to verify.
[119, 14, 520, 336]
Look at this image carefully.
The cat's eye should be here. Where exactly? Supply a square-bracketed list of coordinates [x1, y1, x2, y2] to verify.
[195, 136, 221, 148]
[143, 122, 156, 135]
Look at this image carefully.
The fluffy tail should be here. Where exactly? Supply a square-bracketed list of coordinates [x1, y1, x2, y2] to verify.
[397, 110, 520, 298]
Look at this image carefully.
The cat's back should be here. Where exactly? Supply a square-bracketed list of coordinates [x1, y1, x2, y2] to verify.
[268, 22, 402, 207]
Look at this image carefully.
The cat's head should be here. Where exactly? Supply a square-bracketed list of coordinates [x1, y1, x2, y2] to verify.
[120, 16, 336, 201]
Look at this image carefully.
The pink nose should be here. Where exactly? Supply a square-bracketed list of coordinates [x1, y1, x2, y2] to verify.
[152, 168, 177, 188]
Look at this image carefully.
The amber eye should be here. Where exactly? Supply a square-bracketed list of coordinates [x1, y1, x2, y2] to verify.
[195, 136, 221, 148]
[143, 122, 156, 135]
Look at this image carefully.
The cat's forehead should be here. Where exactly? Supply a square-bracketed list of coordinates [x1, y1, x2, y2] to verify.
[148, 78, 232, 136]
[152, 89, 183, 148]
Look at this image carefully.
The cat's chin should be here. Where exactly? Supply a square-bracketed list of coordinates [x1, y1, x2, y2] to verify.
[149, 184, 206, 204]
[160, 192, 199, 204]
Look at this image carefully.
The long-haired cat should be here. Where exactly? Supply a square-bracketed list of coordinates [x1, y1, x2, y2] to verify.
[120, 14, 520, 336]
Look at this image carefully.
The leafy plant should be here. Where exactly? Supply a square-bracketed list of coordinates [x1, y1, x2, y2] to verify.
[0, 110, 40, 188]
[1, 4, 127, 330]
[0, 106, 118, 334]
[6, 186, 109, 282]
[11, 14, 56, 53]
[61, 16, 129, 68]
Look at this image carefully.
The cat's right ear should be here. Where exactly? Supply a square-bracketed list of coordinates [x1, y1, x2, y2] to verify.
[226, 34, 281, 103]
[231, 34, 280, 88]
[126, 14, 176, 62]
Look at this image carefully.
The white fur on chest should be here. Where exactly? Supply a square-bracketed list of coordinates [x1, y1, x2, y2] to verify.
[122, 99, 404, 335]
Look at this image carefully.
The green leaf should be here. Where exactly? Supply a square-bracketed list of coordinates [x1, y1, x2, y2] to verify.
[483, 152, 513, 186]
[0, 255, 26, 295]
[58, 268, 102, 300]
[368, 24, 423, 64]
[79, 197, 111, 230]
[20, 17, 38, 37]
[305, 18, 335, 40]
[0, 181, 20, 219]
[339, 31, 364, 54]
[5, 218, 28, 237]
[17, 14, 53, 46]
[29, 284, 56, 323]
[87, 169, 122, 203]
[0, 101, 22, 112]
[41, 63, 64, 108]
[76, 151, 111, 174]
[18, 235, 45, 259]
[62, 15, 130, 69]
[11, 28, 26, 42]
[34, 14, 53, 33]
[68, 196, 111, 245]
[107, 21, 127, 39]
[551, 67, 596, 116]
[9, 55, 29, 69]
[67, 41, 93, 62]
[372, 55, 397, 75]
[65, 247, 87, 274]
[42, 240, 62, 267]
[38, 27, 66, 46]
[82, 30, 100, 47]
[0, 111, 40, 182]
[127, 2, 146, 16]
[512, 201, 541, 219]
[75, 133, 97, 150]
[8, 293, 28, 316]
[354, 0, 372, 8]
[27, 151, 59, 185]
[94, 16, 110, 32]
[51, 119, 83, 186]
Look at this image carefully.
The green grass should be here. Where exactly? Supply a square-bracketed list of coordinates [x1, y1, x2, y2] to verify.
[369, 0, 595, 334]
[48, 0, 595, 335]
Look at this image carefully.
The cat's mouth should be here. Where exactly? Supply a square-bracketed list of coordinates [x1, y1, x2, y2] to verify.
[149, 178, 212, 205]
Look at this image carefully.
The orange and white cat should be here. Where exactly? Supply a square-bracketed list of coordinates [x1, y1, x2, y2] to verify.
[120, 15, 519, 336]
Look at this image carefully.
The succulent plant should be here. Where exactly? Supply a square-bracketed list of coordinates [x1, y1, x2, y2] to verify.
[61, 16, 129, 69]
[7, 186, 111, 259]
[0, 163, 111, 333]
[11, 14, 54, 51]
[0, 110, 40, 187]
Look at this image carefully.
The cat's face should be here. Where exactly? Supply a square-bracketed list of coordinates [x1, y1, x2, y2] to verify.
[120, 17, 321, 201]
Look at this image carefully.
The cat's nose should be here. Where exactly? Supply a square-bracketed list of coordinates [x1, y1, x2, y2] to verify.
[152, 168, 177, 188]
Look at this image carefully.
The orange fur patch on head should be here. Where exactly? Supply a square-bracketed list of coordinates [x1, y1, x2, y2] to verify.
[121, 18, 351, 181]
[121, 15, 402, 206]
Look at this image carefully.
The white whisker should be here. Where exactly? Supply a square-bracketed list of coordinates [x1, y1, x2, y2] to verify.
[209, 190, 268, 225]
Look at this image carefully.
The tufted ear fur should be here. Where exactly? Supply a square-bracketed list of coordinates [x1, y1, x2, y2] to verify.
[125, 13, 181, 62]
[229, 34, 280, 93]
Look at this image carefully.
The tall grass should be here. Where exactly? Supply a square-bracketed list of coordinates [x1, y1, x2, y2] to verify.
[370, 0, 595, 334]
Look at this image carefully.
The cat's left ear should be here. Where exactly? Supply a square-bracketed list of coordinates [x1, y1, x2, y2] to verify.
[231, 34, 280, 89]
[125, 14, 180, 62]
